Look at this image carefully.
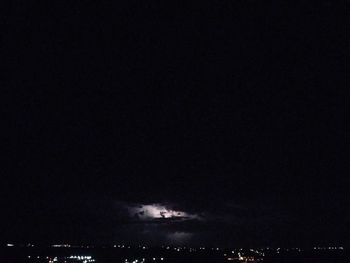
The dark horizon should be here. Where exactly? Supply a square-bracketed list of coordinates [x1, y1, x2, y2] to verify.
[1, 1, 349, 248]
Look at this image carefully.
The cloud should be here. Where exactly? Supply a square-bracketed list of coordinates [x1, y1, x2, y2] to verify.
[112, 200, 286, 246]
[167, 232, 193, 244]
[111, 201, 206, 245]
[120, 202, 201, 222]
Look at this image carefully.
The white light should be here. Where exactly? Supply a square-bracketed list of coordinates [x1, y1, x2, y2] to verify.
[6, 244, 14, 247]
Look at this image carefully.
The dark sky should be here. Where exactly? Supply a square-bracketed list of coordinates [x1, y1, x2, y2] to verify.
[1, 1, 350, 247]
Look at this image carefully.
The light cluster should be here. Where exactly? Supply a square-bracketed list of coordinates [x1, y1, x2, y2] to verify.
[69, 255, 95, 263]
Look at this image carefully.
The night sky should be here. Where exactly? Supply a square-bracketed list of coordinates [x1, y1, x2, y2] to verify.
[1, 1, 350, 247]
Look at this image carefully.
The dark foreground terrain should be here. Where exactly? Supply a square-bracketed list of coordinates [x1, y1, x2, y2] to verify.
[1, 245, 348, 263]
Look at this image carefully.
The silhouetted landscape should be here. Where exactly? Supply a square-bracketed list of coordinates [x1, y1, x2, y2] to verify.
[1, 244, 349, 263]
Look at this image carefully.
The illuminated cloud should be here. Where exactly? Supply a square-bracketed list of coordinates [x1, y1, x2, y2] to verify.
[112, 200, 282, 246]
[127, 203, 200, 221]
